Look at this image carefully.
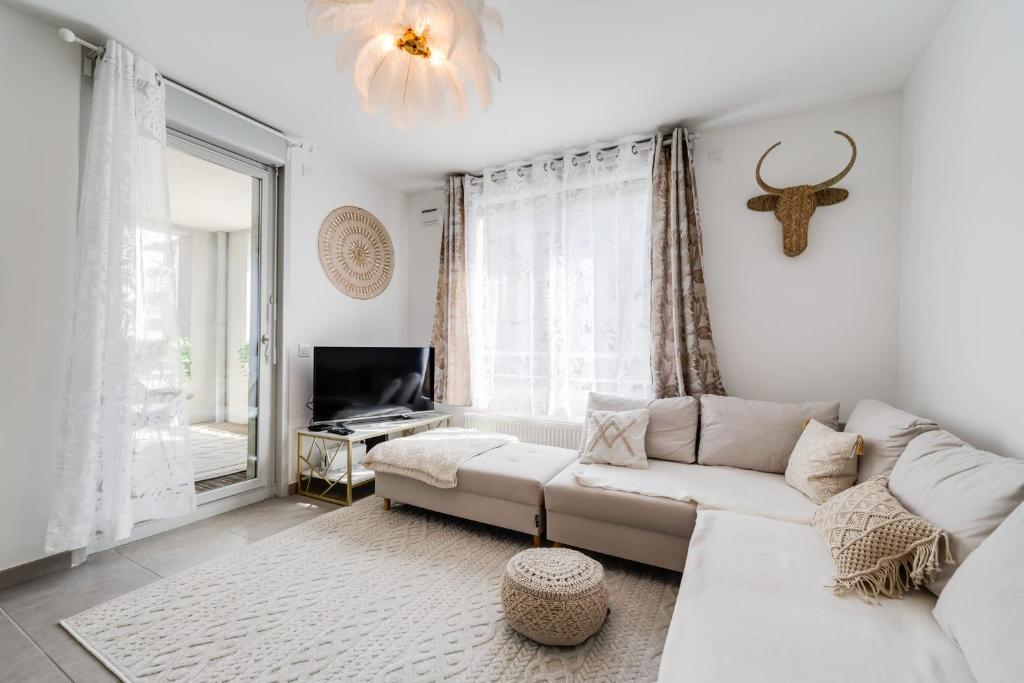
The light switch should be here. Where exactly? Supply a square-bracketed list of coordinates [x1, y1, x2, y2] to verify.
[297, 343, 313, 358]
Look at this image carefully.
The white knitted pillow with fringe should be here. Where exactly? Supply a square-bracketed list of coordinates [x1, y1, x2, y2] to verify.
[812, 476, 951, 601]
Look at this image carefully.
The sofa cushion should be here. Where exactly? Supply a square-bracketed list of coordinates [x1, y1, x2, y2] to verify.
[812, 476, 949, 600]
[933, 502, 1024, 683]
[785, 419, 862, 504]
[455, 441, 579, 506]
[578, 408, 650, 468]
[586, 392, 698, 463]
[659, 510, 975, 683]
[845, 399, 938, 483]
[544, 460, 819, 538]
[545, 460, 698, 537]
[888, 430, 1024, 595]
[697, 395, 840, 473]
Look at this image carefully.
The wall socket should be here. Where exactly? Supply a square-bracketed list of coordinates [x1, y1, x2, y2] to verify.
[297, 343, 313, 358]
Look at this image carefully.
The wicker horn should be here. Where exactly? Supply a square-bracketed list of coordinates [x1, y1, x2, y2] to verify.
[812, 131, 857, 191]
[754, 141, 784, 194]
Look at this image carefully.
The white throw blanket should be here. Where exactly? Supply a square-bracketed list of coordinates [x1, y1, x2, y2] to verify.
[363, 428, 518, 489]
[572, 464, 817, 524]
[573, 466, 700, 504]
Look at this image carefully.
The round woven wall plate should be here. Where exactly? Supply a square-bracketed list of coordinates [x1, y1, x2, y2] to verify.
[317, 206, 394, 300]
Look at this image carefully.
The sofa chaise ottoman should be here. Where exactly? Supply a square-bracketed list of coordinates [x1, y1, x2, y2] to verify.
[376, 441, 578, 545]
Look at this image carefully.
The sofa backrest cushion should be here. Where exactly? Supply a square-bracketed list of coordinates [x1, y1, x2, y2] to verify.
[697, 395, 840, 474]
[586, 392, 698, 463]
[888, 429, 1024, 595]
[844, 399, 938, 483]
[933, 500, 1024, 683]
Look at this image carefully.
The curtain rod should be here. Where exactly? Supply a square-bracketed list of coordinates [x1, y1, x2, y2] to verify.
[58, 28, 306, 150]
[465, 132, 700, 184]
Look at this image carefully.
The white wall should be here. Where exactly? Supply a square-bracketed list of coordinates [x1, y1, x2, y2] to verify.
[899, 0, 1024, 458]
[226, 228, 251, 424]
[697, 94, 902, 418]
[279, 149, 411, 484]
[407, 189, 444, 345]
[175, 226, 218, 423]
[0, 4, 81, 572]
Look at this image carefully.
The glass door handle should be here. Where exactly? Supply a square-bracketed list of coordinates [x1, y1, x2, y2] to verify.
[261, 334, 271, 361]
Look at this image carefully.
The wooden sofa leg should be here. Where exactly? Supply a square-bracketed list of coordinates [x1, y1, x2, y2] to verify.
[532, 534, 542, 548]
[383, 498, 391, 511]
[552, 542, 562, 548]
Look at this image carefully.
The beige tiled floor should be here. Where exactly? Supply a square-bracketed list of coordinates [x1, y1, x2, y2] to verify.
[0, 495, 334, 682]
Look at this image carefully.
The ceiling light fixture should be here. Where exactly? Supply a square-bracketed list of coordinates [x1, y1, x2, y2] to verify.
[308, 0, 502, 129]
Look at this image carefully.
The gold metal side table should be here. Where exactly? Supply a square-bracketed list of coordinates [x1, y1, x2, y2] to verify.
[296, 412, 453, 505]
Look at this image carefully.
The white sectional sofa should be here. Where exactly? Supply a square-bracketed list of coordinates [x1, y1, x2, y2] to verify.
[660, 509, 975, 682]
[376, 395, 1024, 683]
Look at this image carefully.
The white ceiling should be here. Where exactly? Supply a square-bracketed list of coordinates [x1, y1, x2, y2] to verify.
[11, 0, 953, 191]
[168, 148, 252, 232]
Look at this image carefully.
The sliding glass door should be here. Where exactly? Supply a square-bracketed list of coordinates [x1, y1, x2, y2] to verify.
[166, 131, 276, 499]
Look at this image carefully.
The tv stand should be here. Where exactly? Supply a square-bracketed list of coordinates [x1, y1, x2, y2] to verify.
[296, 412, 453, 506]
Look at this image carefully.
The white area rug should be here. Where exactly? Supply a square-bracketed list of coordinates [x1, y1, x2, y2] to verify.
[62, 500, 679, 682]
[189, 423, 248, 480]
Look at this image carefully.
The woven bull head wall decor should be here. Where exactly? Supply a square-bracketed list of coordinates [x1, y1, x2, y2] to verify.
[746, 130, 857, 257]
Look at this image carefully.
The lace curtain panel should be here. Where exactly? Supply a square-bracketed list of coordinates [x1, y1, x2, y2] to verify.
[465, 142, 655, 419]
[46, 41, 195, 554]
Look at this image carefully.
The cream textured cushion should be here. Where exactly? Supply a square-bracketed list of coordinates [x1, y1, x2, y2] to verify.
[888, 430, 1024, 595]
[698, 395, 840, 474]
[586, 392, 698, 463]
[933, 502, 1024, 683]
[578, 408, 650, 468]
[785, 419, 862, 504]
[812, 476, 950, 601]
[845, 399, 938, 483]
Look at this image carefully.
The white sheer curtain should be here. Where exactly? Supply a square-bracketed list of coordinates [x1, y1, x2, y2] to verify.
[46, 41, 195, 554]
[465, 140, 655, 419]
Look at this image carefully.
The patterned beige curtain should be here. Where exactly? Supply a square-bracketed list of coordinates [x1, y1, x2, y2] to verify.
[650, 129, 727, 397]
[430, 176, 472, 405]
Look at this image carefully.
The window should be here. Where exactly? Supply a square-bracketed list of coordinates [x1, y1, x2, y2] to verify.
[465, 143, 655, 418]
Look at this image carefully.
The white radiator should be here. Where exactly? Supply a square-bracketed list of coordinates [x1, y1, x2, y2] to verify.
[464, 413, 583, 450]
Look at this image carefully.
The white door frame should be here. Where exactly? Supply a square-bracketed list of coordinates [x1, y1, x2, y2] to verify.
[168, 129, 279, 506]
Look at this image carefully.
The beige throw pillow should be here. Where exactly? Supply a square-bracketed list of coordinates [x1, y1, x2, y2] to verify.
[578, 408, 650, 469]
[586, 392, 698, 463]
[698, 395, 840, 473]
[888, 429, 1024, 595]
[812, 476, 951, 601]
[844, 399, 938, 483]
[785, 419, 862, 504]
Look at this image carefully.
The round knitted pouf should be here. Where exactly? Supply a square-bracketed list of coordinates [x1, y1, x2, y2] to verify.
[501, 548, 608, 646]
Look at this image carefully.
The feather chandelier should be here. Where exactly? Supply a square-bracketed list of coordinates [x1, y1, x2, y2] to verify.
[308, 0, 502, 129]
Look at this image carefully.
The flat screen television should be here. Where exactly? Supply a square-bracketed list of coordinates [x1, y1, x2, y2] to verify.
[312, 346, 435, 425]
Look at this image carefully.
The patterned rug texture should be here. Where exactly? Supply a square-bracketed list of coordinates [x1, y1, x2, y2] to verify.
[63, 500, 679, 682]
